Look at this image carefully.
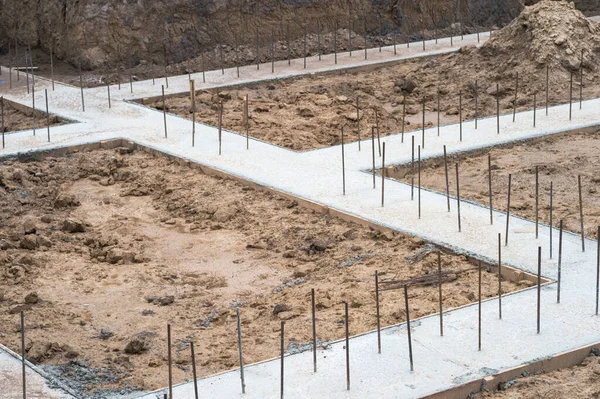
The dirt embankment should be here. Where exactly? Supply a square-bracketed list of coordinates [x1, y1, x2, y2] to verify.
[0, 148, 521, 396]
[0, 0, 527, 70]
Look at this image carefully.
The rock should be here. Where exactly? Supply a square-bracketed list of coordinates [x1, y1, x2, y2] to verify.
[395, 78, 417, 94]
[273, 304, 289, 315]
[310, 240, 329, 252]
[142, 309, 155, 316]
[282, 250, 296, 259]
[106, 248, 135, 264]
[27, 341, 51, 362]
[158, 296, 175, 306]
[22, 219, 37, 235]
[343, 229, 356, 239]
[9, 304, 32, 314]
[37, 236, 52, 247]
[24, 293, 39, 304]
[100, 328, 113, 340]
[61, 219, 85, 233]
[54, 194, 79, 208]
[486, 84, 506, 96]
[298, 108, 315, 118]
[19, 235, 39, 250]
[124, 331, 156, 354]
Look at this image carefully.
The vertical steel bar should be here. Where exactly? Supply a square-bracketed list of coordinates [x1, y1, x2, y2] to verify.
[372, 127, 376, 189]
[444, 145, 450, 212]
[162, 85, 167, 138]
[418, 145, 421, 219]
[168, 324, 173, 399]
[579, 175, 585, 252]
[537, 247, 542, 334]
[375, 272, 381, 352]
[512, 72, 518, 122]
[345, 301, 350, 390]
[21, 310, 26, 399]
[558, 220, 563, 303]
[505, 174, 512, 246]
[498, 233, 502, 319]
[280, 321, 285, 399]
[190, 342, 199, 399]
[488, 154, 493, 225]
[404, 286, 414, 371]
[382, 142, 386, 207]
[311, 288, 317, 371]
[342, 127, 346, 195]
[233, 308, 245, 394]
[456, 163, 461, 232]
[536, 166, 539, 239]
[478, 260, 482, 351]
[438, 252, 443, 336]
[550, 182, 553, 258]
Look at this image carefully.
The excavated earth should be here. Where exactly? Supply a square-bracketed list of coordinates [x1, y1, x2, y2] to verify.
[0, 148, 524, 397]
[147, 1, 600, 151]
[387, 129, 600, 240]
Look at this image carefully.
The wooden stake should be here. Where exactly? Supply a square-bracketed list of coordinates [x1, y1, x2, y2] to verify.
[191, 342, 199, 399]
[444, 145, 450, 212]
[505, 174, 512, 246]
[438, 252, 444, 336]
[456, 163, 461, 232]
[345, 301, 350, 390]
[404, 286, 414, 371]
[579, 175, 585, 252]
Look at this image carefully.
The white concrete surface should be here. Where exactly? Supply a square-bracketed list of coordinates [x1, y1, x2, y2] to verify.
[1, 27, 600, 399]
[0, 343, 76, 399]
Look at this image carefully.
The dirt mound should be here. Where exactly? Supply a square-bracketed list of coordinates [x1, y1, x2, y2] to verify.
[479, 0, 600, 72]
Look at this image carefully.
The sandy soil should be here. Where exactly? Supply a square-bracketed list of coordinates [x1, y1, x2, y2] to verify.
[0, 148, 522, 396]
[474, 352, 600, 399]
[388, 130, 600, 240]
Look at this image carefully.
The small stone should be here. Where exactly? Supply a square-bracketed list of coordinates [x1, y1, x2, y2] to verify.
[298, 108, 315, 118]
[158, 296, 175, 306]
[273, 304, 289, 315]
[517, 280, 535, 288]
[19, 235, 39, 250]
[22, 219, 37, 235]
[61, 219, 85, 233]
[100, 328, 113, 340]
[24, 293, 39, 304]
